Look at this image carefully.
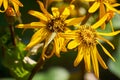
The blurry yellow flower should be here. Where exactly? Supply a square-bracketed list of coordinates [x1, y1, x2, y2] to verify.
[0, 0, 23, 15]
[17, 1, 84, 60]
[85, 0, 120, 29]
[62, 16, 120, 78]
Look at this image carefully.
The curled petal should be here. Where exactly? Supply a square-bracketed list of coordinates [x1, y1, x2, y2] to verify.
[97, 41, 115, 62]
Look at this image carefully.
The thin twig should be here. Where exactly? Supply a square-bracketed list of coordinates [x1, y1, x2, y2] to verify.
[28, 56, 45, 80]
[9, 25, 16, 46]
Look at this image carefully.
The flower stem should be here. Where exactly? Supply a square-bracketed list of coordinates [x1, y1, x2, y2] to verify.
[28, 56, 45, 80]
[9, 25, 16, 46]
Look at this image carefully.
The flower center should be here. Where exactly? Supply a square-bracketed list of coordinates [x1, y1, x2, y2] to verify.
[47, 17, 66, 32]
[78, 26, 97, 46]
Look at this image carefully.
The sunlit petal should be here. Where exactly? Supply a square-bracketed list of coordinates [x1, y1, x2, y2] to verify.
[16, 22, 46, 28]
[37, 0, 52, 18]
[28, 10, 48, 21]
[67, 39, 80, 49]
[88, 2, 100, 13]
[51, 7, 60, 17]
[66, 16, 85, 26]
[61, 7, 70, 19]
[91, 13, 109, 29]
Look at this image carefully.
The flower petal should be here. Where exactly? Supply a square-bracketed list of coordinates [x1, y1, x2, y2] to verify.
[28, 10, 48, 21]
[51, 7, 60, 17]
[0, 0, 3, 7]
[96, 51, 108, 69]
[67, 39, 80, 49]
[84, 48, 91, 72]
[37, 1, 52, 18]
[74, 46, 84, 67]
[54, 36, 60, 57]
[97, 41, 115, 62]
[88, 2, 100, 13]
[16, 22, 46, 28]
[61, 7, 70, 19]
[3, 0, 8, 11]
[25, 28, 49, 50]
[91, 13, 109, 29]
[97, 30, 120, 36]
[104, 2, 120, 14]
[11, 0, 23, 7]
[97, 35, 115, 49]
[91, 46, 99, 78]
[65, 16, 85, 26]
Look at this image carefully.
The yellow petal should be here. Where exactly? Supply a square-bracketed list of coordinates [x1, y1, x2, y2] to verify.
[99, 3, 106, 29]
[28, 10, 48, 21]
[3, 0, 8, 11]
[54, 36, 60, 57]
[12, 2, 19, 14]
[97, 30, 120, 36]
[84, 0, 95, 1]
[96, 51, 108, 69]
[104, 2, 120, 14]
[91, 46, 99, 78]
[111, 3, 120, 7]
[74, 46, 84, 67]
[66, 16, 85, 26]
[91, 13, 109, 29]
[51, 7, 60, 17]
[0, 0, 3, 7]
[61, 7, 70, 19]
[67, 39, 80, 49]
[60, 33, 78, 39]
[88, 2, 100, 13]
[25, 28, 49, 50]
[16, 22, 46, 28]
[97, 41, 115, 62]
[11, 0, 23, 7]
[97, 35, 115, 49]
[37, 1, 52, 18]
[84, 48, 91, 72]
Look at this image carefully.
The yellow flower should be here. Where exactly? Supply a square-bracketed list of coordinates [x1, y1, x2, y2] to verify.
[62, 16, 120, 78]
[85, 0, 120, 29]
[0, 0, 23, 15]
[17, 1, 85, 60]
